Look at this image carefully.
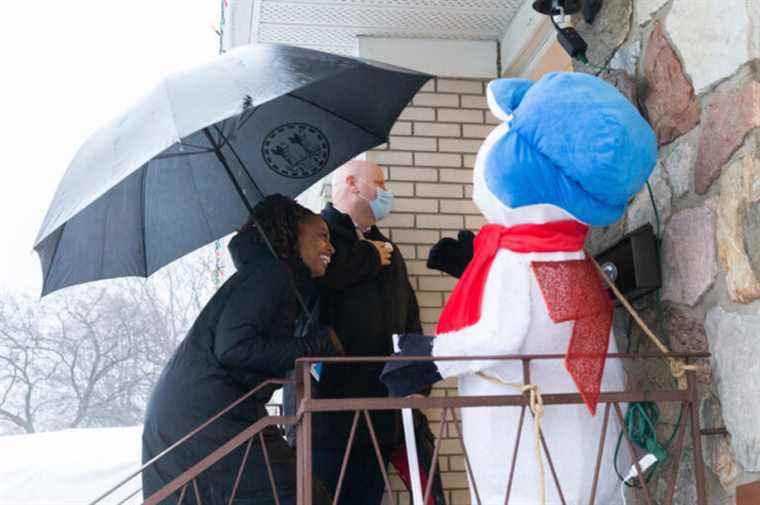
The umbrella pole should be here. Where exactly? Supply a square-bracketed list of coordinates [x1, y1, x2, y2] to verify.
[202, 127, 313, 323]
[393, 335, 424, 505]
[203, 128, 256, 213]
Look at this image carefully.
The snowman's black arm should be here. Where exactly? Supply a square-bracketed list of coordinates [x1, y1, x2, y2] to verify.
[426, 230, 475, 278]
[380, 334, 442, 397]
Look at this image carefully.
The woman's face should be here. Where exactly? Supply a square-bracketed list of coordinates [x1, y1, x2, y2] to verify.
[297, 216, 335, 278]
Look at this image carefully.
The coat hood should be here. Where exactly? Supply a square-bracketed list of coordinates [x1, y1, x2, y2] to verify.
[228, 228, 313, 285]
[228, 229, 272, 271]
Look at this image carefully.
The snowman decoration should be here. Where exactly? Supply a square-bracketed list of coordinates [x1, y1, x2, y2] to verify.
[383, 72, 656, 505]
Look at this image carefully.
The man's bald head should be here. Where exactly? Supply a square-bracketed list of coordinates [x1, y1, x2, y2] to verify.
[331, 159, 387, 229]
[331, 159, 382, 188]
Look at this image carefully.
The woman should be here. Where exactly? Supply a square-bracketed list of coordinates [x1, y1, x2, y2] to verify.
[142, 195, 337, 505]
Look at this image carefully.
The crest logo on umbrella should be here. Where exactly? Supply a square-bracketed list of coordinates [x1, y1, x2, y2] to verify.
[262, 123, 330, 179]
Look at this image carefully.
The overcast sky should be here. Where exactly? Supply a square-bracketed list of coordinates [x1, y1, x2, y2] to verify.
[0, 1, 220, 294]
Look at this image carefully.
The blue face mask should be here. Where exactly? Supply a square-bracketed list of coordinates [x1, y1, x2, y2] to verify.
[363, 186, 394, 221]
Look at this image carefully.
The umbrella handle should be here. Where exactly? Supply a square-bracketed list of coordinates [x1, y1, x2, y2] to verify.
[202, 127, 313, 324]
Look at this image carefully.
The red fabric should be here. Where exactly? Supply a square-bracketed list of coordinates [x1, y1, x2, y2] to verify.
[436, 221, 589, 334]
[434, 220, 612, 415]
[389, 444, 434, 505]
[531, 260, 614, 415]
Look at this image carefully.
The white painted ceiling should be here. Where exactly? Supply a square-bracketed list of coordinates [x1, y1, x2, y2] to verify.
[236, 0, 529, 55]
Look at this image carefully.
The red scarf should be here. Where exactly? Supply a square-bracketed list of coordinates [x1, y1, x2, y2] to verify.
[436, 221, 613, 415]
[436, 221, 590, 335]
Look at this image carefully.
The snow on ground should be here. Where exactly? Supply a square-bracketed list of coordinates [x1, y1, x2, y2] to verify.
[0, 426, 143, 505]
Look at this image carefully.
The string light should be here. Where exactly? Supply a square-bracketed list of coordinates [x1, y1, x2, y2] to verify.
[213, 239, 225, 287]
[212, 0, 228, 288]
[218, 0, 227, 55]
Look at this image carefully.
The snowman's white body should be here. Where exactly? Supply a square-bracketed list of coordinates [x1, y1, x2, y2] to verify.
[432, 120, 627, 505]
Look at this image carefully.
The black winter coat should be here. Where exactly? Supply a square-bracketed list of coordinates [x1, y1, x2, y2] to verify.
[312, 204, 422, 449]
[142, 231, 331, 504]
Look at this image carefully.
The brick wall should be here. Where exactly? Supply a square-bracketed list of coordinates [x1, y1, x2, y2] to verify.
[372, 77, 495, 335]
[371, 77, 497, 505]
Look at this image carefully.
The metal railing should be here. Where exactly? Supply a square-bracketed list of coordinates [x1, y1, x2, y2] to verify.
[88, 352, 712, 505]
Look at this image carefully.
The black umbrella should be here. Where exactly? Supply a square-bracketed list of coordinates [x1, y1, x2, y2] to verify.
[34, 43, 431, 298]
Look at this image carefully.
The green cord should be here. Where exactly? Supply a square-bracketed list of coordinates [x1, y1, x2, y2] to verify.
[614, 180, 685, 495]
[625, 311, 633, 353]
[647, 180, 668, 360]
[614, 402, 667, 488]
[646, 181, 661, 238]
[575, 54, 616, 73]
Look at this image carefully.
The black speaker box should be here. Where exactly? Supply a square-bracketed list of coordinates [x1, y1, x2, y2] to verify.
[594, 224, 661, 302]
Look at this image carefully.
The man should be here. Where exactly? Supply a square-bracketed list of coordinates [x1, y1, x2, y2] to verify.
[311, 159, 443, 505]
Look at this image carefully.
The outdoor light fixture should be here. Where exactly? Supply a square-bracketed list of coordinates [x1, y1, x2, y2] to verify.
[594, 224, 661, 303]
[533, 0, 604, 60]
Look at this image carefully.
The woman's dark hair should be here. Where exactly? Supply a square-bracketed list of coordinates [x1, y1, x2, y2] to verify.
[239, 194, 316, 259]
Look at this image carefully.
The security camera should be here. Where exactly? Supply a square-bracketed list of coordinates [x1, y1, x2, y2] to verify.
[532, 0, 602, 24]
[532, 0, 582, 16]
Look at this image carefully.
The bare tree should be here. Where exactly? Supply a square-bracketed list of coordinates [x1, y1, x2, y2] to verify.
[0, 293, 59, 433]
[0, 246, 220, 435]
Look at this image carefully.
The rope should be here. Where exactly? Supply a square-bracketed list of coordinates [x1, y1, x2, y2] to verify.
[585, 251, 700, 387]
[476, 372, 546, 505]
[465, 249, 701, 502]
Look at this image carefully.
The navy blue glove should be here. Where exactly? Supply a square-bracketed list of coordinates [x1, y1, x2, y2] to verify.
[381, 334, 442, 397]
[426, 230, 475, 278]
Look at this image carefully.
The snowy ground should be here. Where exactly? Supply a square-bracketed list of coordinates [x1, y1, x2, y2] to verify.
[0, 426, 143, 505]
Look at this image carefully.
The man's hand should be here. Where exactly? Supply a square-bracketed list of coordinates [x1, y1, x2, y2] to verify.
[368, 240, 392, 266]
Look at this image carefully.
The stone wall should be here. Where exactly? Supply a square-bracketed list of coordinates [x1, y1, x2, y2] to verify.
[573, 0, 759, 503]
[320, 4, 756, 502]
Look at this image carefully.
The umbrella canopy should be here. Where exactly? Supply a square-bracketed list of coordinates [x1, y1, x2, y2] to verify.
[34, 43, 431, 296]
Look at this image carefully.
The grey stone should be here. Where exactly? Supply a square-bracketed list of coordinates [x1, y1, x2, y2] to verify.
[700, 393, 740, 490]
[617, 307, 674, 392]
[716, 154, 760, 304]
[705, 306, 760, 471]
[609, 38, 641, 76]
[572, 0, 632, 71]
[751, 0, 760, 57]
[743, 201, 760, 278]
[586, 219, 626, 255]
[663, 129, 699, 199]
[635, 0, 669, 26]
[651, 441, 700, 505]
[666, 0, 760, 94]
[673, 446, 698, 505]
[626, 161, 671, 234]
[661, 207, 717, 306]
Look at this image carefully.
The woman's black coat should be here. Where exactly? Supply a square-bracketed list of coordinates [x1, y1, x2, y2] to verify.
[142, 231, 330, 504]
